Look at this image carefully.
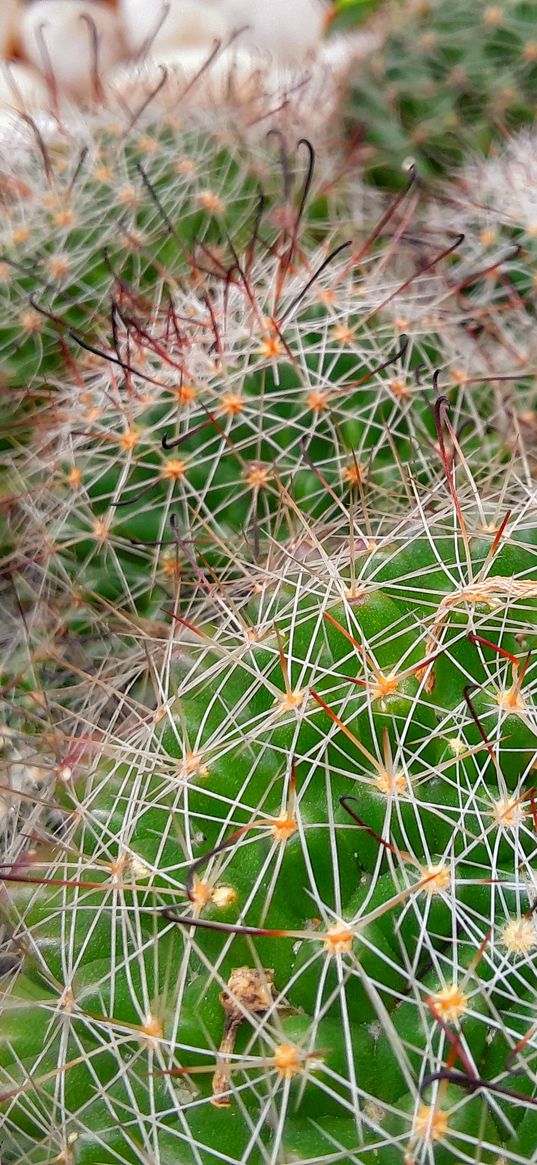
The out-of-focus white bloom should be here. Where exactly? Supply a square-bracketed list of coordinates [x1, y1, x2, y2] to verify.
[121, 0, 327, 62]
[222, 0, 327, 61]
[119, 0, 228, 57]
[20, 0, 125, 99]
[0, 60, 48, 119]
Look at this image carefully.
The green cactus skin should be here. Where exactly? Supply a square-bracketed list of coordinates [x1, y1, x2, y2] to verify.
[1, 106, 537, 1165]
[1, 502, 537, 1163]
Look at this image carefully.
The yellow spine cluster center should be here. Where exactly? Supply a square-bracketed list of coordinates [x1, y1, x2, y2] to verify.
[429, 984, 469, 1022]
[414, 1104, 449, 1143]
[273, 1044, 303, 1079]
[323, 924, 354, 956]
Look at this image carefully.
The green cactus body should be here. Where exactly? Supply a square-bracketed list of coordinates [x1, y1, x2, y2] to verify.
[1, 512, 537, 1162]
[346, 0, 537, 185]
[0, 120, 326, 389]
[6, 111, 536, 636]
[1, 80, 537, 1165]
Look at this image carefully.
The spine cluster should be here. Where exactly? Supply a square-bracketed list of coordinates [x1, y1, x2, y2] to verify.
[0, 10, 536, 1165]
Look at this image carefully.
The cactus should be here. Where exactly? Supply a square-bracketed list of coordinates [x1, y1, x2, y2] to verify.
[2, 419, 537, 1164]
[0, 116, 289, 387]
[1, 94, 537, 1165]
[4, 116, 534, 626]
[345, 0, 537, 186]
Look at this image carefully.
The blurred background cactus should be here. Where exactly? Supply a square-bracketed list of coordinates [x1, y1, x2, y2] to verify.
[345, 0, 537, 185]
[1, 3, 537, 1165]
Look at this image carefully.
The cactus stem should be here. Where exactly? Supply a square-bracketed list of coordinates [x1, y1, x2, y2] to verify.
[0, 1047, 114, 1106]
[530, 787, 537, 831]
[463, 684, 504, 783]
[300, 439, 366, 538]
[185, 780, 298, 905]
[134, 154, 186, 254]
[459, 925, 494, 992]
[275, 625, 299, 701]
[340, 794, 414, 865]
[326, 608, 442, 694]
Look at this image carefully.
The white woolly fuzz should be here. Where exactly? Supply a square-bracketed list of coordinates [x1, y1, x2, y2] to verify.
[107, 36, 368, 137]
[119, 0, 229, 57]
[20, 0, 126, 99]
[459, 131, 537, 238]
